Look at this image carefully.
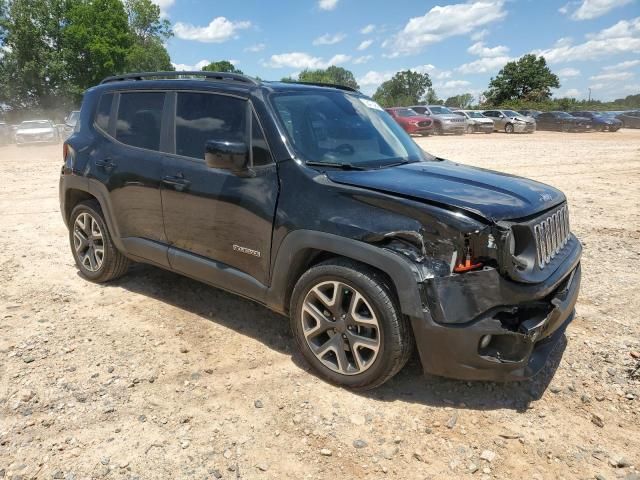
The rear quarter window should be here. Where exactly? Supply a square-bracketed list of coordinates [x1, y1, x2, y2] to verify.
[95, 93, 113, 132]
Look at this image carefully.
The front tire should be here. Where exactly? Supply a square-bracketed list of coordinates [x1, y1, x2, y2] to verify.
[290, 259, 414, 390]
[505, 123, 514, 134]
[69, 200, 129, 283]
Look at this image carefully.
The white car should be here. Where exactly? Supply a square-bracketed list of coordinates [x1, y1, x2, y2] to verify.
[453, 110, 495, 134]
[15, 120, 59, 145]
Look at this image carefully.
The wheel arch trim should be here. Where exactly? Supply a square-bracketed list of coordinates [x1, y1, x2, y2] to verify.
[266, 230, 425, 318]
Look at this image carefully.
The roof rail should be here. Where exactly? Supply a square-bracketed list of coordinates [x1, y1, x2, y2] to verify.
[290, 81, 359, 93]
[100, 71, 260, 86]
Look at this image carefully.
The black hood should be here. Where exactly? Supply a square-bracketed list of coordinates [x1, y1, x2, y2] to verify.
[326, 160, 565, 222]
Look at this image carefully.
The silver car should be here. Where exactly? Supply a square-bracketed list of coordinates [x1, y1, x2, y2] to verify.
[482, 109, 536, 133]
[409, 105, 467, 135]
[15, 120, 59, 145]
[453, 110, 494, 134]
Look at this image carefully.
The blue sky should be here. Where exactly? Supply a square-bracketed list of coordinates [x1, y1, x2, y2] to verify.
[158, 0, 640, 101]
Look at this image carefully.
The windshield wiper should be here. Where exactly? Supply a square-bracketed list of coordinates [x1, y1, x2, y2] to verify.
[305, 161, 369, 170]
[377, 160, 410, 169]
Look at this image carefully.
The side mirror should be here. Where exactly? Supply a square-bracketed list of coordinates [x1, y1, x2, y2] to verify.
[205, 140, 249, 172]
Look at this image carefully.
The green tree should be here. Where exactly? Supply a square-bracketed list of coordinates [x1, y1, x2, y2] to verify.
[424, 88, 440, 105]
[372, 70, 432, 107]
[297, 66, 359, 90]
[0, 0, 72, 111]
[64, 0, 132, 96]
[201, 60, 243, 74]
[444, 93, 474, 108]
[124, 0, 173, 71]
[484, 54, 560, 105]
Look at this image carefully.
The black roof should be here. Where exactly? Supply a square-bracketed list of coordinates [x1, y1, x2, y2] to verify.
[97, 71, 359, 94]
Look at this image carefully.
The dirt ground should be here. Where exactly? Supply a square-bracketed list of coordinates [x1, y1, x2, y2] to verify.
[1, 130, 639, 480]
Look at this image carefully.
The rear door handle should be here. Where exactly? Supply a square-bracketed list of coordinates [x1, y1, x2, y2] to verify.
[95, 159, 115, 173]
[162, 174, 191, 192]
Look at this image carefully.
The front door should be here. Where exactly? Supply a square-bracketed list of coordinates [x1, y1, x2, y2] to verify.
[161, 91, 278, 285]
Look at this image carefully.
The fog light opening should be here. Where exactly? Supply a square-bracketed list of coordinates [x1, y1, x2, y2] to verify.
[479, 334, 492, 349]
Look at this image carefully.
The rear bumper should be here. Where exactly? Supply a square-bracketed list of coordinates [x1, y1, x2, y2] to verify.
[410, 242, 581, 381]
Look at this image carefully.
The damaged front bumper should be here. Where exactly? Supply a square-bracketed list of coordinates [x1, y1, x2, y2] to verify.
[409, 240, 581, 381]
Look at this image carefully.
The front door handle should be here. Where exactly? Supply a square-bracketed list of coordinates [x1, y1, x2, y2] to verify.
[95, 159, 115, 173]
[162, 174, 191, 192]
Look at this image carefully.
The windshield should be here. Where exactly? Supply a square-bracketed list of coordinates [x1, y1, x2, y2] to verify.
[271, 91, 431, 167]
[429, 106, 452, 115]
[503, 110, 520, 117]
[465, 111, 485, 118]
[20, 120, 52, 129]
[395, 108, 419, 117]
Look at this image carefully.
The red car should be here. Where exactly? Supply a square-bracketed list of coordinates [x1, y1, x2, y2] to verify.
[385, 107, 434, 135]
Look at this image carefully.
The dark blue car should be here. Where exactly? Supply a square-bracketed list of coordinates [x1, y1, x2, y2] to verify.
[572, 111, 622, 132]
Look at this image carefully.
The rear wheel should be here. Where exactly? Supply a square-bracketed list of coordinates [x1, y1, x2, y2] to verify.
[290, 259, 413, 390]
[69, 200, 129, 283]
[505, 123, 514, 134]
[466, 124, 474, 134]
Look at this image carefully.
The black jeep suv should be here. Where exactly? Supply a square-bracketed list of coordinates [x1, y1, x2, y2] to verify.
[60, 72, 582, 389]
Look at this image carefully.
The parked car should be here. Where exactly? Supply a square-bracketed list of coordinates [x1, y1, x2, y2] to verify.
[0, 122, 12, 145]
[534, 111, 592, 132]
[482, 110, 536, 133]
[452, 110, 494, 134]
[384, 107, 433, 135]
[15, 120, 59, 144]
[409, 105, 466, 135]
[616, 110, 640, 129]
[572, 111, 622, 132]
[518, 109, 541, 119]
[60, 71, 582, 389]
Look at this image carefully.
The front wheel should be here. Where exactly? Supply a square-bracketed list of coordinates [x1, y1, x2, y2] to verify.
[505, 123, 514, 134]
[69, 200, 129, 283]
[466, 124, 475, 134]
[290, 259, 414, 390]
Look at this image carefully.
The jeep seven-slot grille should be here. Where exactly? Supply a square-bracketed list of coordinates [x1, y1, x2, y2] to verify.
[533, 205, 570, 268]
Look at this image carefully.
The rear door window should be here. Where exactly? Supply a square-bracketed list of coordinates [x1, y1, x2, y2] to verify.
[175, 92, 247, 160]
[115, 92, 165, 151]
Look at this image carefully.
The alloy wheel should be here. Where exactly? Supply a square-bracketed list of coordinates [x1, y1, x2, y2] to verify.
[505, 123, 514, 133]
[73, 212, 104, 272]
[300, 281, 381, 375]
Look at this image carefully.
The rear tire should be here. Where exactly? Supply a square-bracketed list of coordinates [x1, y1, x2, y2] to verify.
[69, 200, 129, 283]
[290, 259, 414, 390]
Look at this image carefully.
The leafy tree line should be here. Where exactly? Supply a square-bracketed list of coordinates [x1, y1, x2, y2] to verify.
[0, 0, 172, 119]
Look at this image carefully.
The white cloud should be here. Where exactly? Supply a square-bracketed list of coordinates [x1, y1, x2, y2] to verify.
[244, 43, 266, 53]
[534, 17, 640, 62]
[557, 67, 581, 78]
[558, 2, 571, 14]
[563, 88, 582, 97]
[172, 59, 211, 71]
[264, 52, 350, 69]
[602, 59, 640, 70]
[571, 0, 633, 20]
[152, 0, 174, 16]
[360, 24, 376, 35]
[457, 56, 511, 74]
[357, 39, 374, 51]
[353, 55, 374, 64]
[384, 0, 507, 56]
[590, 71, 635, 81]
[174, 17, 251, 43]
[358, 70, 395, 86]
[471, 29, 490, 41]
[319, 0, 339, 11]
[313, 33, 346, 46]
[467, 41, 509, 57]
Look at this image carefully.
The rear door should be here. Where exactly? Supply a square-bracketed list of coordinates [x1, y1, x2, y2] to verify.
[91, 90, 169, 249]
[161, 91, 279, 285]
